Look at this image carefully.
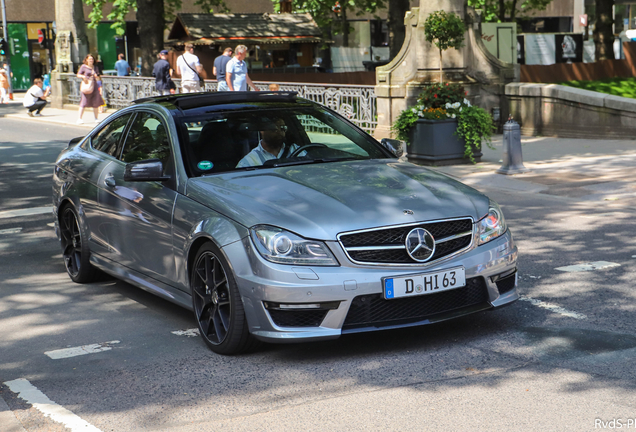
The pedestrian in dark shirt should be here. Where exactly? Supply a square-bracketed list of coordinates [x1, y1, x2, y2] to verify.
[213, 47, 233, 91]
[153, 50, 173, 96]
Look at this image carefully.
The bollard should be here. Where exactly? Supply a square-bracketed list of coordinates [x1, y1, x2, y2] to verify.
[496, 116, 529, 175]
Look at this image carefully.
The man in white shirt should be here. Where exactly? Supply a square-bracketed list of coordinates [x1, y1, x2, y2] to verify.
[23, 78, 50, 117]
[176, 43, 204, 93]
[237, 118, 300, 168]
[226, 45, 258, 92]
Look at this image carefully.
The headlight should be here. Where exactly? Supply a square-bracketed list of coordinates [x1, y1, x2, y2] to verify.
[477, 201, 507, 245]
[250, 225, 339, 266]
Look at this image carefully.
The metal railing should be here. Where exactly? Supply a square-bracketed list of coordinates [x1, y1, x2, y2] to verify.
[62, 74, 377, 134]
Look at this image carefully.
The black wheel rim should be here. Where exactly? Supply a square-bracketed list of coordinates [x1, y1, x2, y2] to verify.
[60, 208, 82, 278]
[192, 251, 231, 345]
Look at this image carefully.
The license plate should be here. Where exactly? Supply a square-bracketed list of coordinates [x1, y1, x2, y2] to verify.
[383, 267, 466, 300]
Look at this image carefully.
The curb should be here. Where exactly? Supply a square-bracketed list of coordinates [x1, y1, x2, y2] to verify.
[0, 392, 27, 432]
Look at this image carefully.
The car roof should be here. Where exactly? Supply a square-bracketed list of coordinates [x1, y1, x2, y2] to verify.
[133, 91, 304, 111]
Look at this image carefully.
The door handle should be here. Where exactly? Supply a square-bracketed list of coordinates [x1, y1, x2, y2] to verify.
[104, 174, 116, 188]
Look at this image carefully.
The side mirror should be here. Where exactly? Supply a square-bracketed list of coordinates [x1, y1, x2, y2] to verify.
[124, 159, 170, 182]
[380, 138, 405, 158]
[68, 136, 84, 148]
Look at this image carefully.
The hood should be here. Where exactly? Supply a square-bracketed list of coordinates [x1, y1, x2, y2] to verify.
[186, 160, 490, 240]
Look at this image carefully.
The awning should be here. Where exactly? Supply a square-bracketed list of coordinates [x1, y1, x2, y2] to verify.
[185, 36, 323, 46]
[168, 13, 324, 45]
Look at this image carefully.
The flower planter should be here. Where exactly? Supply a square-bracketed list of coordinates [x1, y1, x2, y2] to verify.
[407, 118, 482, 166]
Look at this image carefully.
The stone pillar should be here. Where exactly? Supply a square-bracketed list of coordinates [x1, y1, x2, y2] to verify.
[52, 0, 88, 108]
[374, 1, 519, 139]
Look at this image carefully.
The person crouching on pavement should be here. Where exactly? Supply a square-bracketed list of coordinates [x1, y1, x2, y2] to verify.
[23, 78, 50, 116]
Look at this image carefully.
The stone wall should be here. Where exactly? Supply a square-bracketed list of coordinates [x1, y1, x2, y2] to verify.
[506, 83, 636, 139]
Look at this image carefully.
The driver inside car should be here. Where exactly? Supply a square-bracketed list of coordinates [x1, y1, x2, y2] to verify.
[236, 118, 302, 168]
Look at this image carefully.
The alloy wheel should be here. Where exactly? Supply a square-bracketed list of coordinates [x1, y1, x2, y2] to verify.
[60, 207, 83, 278]
[192, 251, 232, 345]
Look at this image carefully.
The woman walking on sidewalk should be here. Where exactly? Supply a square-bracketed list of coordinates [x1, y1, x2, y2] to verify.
[76, 54, 104, 124]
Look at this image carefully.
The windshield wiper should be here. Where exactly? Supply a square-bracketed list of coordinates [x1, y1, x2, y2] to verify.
[269, 157, 364, 167]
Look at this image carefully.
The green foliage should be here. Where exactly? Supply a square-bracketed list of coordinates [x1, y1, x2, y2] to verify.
[417, 83, 466, 108]
[560, 77, 636, 99]
[424, 10, 465, 52]
[391, 85, 495, 164]
[392, 109, 419, 142]
[456, 105, 494, 162]
[271, 0, 385, 43]
[84, 0, 227, 34]
[467, 0, 554, 22]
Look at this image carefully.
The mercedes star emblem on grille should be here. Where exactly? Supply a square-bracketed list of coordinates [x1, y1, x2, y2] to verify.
[405, 228, 436, 262]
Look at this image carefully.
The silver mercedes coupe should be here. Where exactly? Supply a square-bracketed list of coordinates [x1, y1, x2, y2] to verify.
[53, 92, 518, 355]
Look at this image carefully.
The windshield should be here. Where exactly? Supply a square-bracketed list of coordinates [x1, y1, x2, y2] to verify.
[178, 106, 390, 176]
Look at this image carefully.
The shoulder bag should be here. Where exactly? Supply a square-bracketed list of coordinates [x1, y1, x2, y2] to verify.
[80, 75, 94, 95]
[181, 55, 205, 87]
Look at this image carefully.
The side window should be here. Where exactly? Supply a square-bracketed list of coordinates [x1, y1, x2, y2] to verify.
[91, 114, 132, 158]
[121, 112, 171, 166]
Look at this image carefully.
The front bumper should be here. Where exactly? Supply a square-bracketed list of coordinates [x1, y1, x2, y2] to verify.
[225, 230, 518, 343]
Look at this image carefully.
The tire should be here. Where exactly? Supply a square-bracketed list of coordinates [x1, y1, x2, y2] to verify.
[190, 243, 259, 355]
[59, 204, 98, 283]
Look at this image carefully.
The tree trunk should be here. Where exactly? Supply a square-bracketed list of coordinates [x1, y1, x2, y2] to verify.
[498, 0, 506, 21]
[510, 0, 518, 22]
[387, 0, 409, 60]
[439, 48, 443, 84]
[136, 0, 165, 76]
[341, 4, 349, 48]
[320, 27, 333, 71]
[594, 0, 615, 61]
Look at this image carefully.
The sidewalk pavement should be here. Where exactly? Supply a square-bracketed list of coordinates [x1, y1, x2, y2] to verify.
[434, 135, 636, 209]
[0, 94, 112, 129]
[2, 95, 635, 208]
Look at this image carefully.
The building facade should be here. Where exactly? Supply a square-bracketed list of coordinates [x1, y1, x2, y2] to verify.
[0, 0, 273, 89]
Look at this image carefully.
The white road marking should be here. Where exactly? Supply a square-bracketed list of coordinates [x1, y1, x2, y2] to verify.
[0, 206, 53, 219]
[44, 341, 120, 359]
[0, 227, 22, 234]
[171, 328, 200, 337]
[3, 378, 102, 432]
[579, 213, 621, 218]
[519, 296, 587, 320]
[555, 261, 621, 272]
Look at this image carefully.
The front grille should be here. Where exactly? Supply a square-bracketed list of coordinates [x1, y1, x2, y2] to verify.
[267, 309, 328, 328]
[339, 218, 473, 265]
[342, 277, 489, 330]
[496, 273, 516, 294]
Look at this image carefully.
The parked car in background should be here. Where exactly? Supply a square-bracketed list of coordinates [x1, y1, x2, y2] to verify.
[53, 92, 518, 355]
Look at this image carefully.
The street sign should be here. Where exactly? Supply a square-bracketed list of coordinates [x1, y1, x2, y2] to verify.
[37, 29, 44, 44]
[580, 14, 588, 27]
